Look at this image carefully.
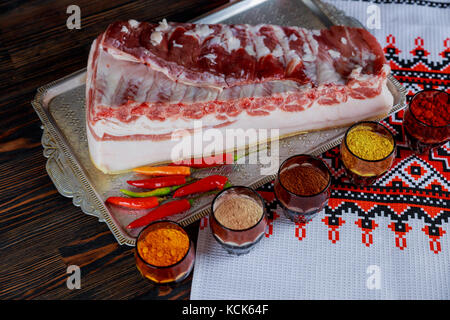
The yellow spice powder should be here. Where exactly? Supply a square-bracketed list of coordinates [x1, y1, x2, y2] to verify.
[137, 223, 189, 267]
[346, 128, 394, 161]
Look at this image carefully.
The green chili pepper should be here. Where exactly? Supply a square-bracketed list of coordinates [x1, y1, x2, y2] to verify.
[120, 184, 185, 198]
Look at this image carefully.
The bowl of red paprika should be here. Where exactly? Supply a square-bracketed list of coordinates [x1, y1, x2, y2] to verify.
[403, 89, 449, 154]
[274, 154, 331, 223]
[134, 220, 195, 285]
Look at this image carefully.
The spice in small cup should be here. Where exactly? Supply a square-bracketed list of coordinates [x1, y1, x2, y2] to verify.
[135, 221, 195, 284]
[274, 154, 331, 223]
[340, 121, 396, 186]
[403, 90, 449, 154]
[210, 186, 267, 255]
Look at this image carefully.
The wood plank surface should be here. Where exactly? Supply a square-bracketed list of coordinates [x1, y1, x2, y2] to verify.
[0, 0, 228, 300]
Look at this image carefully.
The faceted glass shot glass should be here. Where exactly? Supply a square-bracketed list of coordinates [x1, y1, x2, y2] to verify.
[403, 90, 450, 154]
[274, 154, 331, 223]
[210, 186, 267, 256]
[134, 221, 195, 285]
[340, 121, 396, 187]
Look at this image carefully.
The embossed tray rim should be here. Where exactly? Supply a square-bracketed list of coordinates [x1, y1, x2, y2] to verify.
[31, 0, 406, 246]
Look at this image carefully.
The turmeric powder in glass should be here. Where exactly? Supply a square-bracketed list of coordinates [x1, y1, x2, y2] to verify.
[135, 221, 195, 284]
[340, 121, 396, 186]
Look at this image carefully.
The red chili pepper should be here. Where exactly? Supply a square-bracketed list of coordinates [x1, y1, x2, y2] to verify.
[170, 153, 235, 168]
[127, 176, 189, 189]
[173, 175, 228, 198]
[126, 199, 193, 229]
[105, 196, 162, 210]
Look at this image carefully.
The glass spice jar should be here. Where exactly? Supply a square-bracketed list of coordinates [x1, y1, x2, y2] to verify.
[340, 121, 396, 186]
[135, 221, 195, 285]
[210, 186, 267, 255]
[274, 154, 331, 223]
[403, 90, 450, 154]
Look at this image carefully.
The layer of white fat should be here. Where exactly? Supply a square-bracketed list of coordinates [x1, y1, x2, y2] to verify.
[90, 79, 393, 139]
[203, 53, 217, 65]
[184, 24, 214, 41]
[246, 25, 272, 59]
[155, 19, 169, 32]
[272, 45, 283, 58]
[245, 43, 256, 56]
[172, 40, 183, 48]
[316, 59, 345, 85]
[222, 27, 241, 52]
[150, 31, 163, 46]
[269, 25, 289, 66]
[328, 49, 341, 59]
[88, 82, 393, 173]
[289, 33, 298, 41]
[86, 38, 98, 104]
[90, 80, 307, 137]
[349, 66, 383, 84]
[105, 46, 141, 63]
[93, 48, 147, 106]
[253, 35, 271, 59]
[149, 19, 170, 46]
[128, 19, 140, 29]
[296, 28, 318, 83]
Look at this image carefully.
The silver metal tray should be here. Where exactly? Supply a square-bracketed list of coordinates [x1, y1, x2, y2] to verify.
[31, 0, 406, 246]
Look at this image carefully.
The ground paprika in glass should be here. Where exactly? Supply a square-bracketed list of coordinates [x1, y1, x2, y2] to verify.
[274, 155, 331, 223]
[403, 90, 450, 154]
[279, 164, 328, 196]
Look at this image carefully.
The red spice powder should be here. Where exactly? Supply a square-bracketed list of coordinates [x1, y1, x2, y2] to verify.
[280, 163, 329, 196]
[411, 91, 449, 127]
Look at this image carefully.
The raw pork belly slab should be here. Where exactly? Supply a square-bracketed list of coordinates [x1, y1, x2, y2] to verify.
[86, 19, 393, 173]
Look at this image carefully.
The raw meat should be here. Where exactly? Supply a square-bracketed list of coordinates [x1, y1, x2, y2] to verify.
[86, 19, 393, 173]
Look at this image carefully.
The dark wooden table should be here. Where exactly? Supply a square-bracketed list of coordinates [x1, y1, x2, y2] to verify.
[0, 0, 228, 300]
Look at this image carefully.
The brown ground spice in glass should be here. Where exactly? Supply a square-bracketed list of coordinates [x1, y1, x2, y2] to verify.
[214, 196, 263, 230]
[280, 163, 329, 196]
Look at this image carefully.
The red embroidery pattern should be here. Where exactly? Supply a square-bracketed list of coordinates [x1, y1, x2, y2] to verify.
[252, 35, 449, 254]
[422, 226, 447, 254]
[388, 222, 412, 250]
[321, 216, 346, 244]
[258, 190, 280, 239]
[265, 211, 279, 239]
[385, 35, 450, 96]
[295, 221, 309, 241]
[355, 218, 379, 248]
